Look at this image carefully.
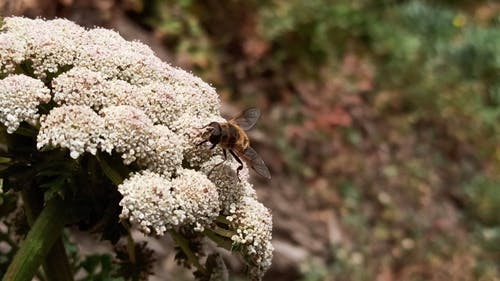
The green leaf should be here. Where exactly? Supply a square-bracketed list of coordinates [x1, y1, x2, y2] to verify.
[96, 153, 127, 186]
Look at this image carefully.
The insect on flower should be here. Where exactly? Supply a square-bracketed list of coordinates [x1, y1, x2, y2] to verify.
[198, 108, 271, 180]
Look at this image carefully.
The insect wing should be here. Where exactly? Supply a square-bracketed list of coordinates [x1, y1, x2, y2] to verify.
[231, 108, 260, 131]
[238, 146, 271, 179]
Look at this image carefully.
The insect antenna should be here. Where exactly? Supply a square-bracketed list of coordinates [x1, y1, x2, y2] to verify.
[193, 124, 211, 133]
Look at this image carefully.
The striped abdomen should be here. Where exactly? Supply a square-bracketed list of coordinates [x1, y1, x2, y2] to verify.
[219, 122, 249, 151]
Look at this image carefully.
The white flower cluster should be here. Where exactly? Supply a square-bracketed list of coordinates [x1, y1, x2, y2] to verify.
[201, 156, 273, 280]
[0, 18, 85, 77]
[201, 156, 252, 210]
[170, 169, 220, 231]
[100, 106, 155, 164]
[37, 105, 104, 158]
[228, 197, 273, 280]
[0, 74, 51, 133]
[0, 17, 273, 279]
[0, 32, 26, 73]
[52, 67, 185, 125]
[37, 104, 184, 175]
[118, 170, 219, 235]
[76, 28, 165, 85]
[52, 67, 114, 110]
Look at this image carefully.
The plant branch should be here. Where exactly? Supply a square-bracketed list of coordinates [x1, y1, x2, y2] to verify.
[123, 222, 136, 264]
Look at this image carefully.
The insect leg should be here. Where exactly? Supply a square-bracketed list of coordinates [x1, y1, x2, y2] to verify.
[197, 140, 209, 146]
[229, 150, 244, 181]
[222, 149, 227, 160]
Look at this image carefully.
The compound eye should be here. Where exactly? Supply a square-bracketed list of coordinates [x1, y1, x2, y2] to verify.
[210, 122, 221, 134]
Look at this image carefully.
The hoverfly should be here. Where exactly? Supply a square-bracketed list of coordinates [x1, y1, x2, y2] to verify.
[198, 108, 271, 180]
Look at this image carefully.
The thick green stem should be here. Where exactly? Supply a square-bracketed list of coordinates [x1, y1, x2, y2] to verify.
[21, 188, 74, 281]
[2, 198, 70, 281]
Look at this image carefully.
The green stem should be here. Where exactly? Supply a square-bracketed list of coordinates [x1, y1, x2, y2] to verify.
[20, 189, 74, 281]
[211, 226, 236, 239]
[126, 227, 136, 264]
[2, 198, 69, 281]
[2, 227, 46, 281]
[21, 189, 41, 225]
[169, 230, 206, 273]
[204, 230, 233, 251]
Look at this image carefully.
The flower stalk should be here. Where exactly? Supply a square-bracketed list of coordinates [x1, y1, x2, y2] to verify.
[20, 187, 74, 281]
[3, 197, 70, 281]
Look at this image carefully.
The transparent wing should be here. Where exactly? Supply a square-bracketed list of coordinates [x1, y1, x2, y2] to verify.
[237, 146, 271, 180]
[231, 108, 261, 131]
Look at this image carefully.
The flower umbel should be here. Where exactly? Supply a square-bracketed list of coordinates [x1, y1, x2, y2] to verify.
[0, 74, 51, 133]
[0, 16, 272, 280]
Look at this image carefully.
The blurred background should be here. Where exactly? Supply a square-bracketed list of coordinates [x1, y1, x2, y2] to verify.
[2, 0, 500, 280]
